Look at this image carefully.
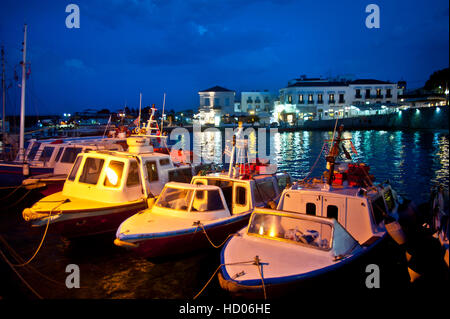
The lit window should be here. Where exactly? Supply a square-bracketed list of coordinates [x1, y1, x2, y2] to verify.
[104, 160, 124, 188]
[79, 157, 105, 185]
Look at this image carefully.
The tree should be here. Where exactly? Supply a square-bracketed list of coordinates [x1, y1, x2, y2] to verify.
[424, 68, 449, 92]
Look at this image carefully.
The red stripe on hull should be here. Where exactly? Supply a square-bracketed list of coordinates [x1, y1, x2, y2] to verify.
[38, 202, 147, 239]
[130, 216, 250, 258]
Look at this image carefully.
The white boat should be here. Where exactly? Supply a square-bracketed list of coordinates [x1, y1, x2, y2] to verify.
[114, 124, 291, 258]
[218, 124, 405, 297]
[22, 136, 199, 238]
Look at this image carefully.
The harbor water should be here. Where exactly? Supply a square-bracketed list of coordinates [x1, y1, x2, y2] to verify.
[0, 129, 448, 299]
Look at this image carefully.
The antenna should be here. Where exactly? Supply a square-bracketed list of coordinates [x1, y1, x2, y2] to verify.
[160, 92, 166, 133]
[138, 92, 142, 129]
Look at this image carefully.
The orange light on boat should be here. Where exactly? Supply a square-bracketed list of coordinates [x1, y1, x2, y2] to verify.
[105, 166, 119, 186]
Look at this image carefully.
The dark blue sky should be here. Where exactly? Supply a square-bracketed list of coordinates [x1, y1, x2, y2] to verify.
[0, 0, 448, 115]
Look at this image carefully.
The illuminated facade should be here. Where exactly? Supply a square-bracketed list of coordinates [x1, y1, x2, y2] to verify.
[237, 91, 277, 125]
[196, 86, 235, 126]
[275, 77, 400, 124]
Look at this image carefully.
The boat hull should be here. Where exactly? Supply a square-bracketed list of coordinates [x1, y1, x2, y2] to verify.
[118, 214, 251, 259]
[218, 234, 387, 298]
[26, 201, 147, 239]
[0, 163, 53, 187]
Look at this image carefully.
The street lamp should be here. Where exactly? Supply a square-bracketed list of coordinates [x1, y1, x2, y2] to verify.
[445, 87, 449, 106]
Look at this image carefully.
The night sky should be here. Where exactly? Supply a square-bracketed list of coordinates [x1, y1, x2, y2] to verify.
[0, 0, 448, 115]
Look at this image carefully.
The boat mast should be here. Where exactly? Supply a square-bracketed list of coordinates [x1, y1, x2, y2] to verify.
[18, 24, 27, 162]
[326, 124, 344, 186]
[1, 46, 5, 153]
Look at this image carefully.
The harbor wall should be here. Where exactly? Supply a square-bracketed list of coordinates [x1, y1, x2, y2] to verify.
[299, 106, 449, 131]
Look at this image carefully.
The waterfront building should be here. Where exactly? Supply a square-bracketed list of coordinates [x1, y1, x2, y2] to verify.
[236, 91, 277, 125]
[275, 76, 400, 125]
[196, 86, 235, 126]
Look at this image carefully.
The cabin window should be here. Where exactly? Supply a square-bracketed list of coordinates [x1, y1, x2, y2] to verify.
[55, 147, 64, 162]
[371, 197, 386, 225]
[255, 180, 276, 202]
[383, 189, 395, 211]
[39, 146, 55, 162]
[126, 161, 140, 187]
[196, 189, 205, 199]
[146, 161, 159, 182]
[276, 174, 291, 191]
[306, 203, 316, 215]
[79, 157, 105, 185]
[191, 190, 224, 212]
[68, 156, 83, 181]
[104, 160, 124, 188]
[235, 186, 247, 206]
[159, 158, 171, 166]
[252, 184, 263, 204]
[168, 167, 192, 183]
[27, 142, 41, 160]
[61, 147, 83, 163]
[327, 205, 338, 219]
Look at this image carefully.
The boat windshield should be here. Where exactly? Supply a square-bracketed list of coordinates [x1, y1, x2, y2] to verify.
[156, 187, 195, 212]
[155, 186, 225, 212]
[247, 213, 332, 250]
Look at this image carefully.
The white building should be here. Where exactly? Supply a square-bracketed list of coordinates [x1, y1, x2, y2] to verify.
[275, 77, 400, 124]
[196, 86, 235, 126]
[236, 91, 277, 125]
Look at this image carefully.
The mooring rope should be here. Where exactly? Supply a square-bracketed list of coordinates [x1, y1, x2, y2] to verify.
[0, 184, 24, 201]
[301, 141, 327, 182]
[2, 188, 33, 210]
[193, 221, 237, 249]
[0, 234, 70, 288]
[193, 257, 267, 300]
[12, 199, 67, 267]
[0, 248, 43, 299]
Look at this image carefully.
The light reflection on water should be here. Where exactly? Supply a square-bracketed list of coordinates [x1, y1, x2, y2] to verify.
[193, 130, 449, 203]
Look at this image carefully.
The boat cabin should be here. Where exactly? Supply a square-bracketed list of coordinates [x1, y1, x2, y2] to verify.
[151, 182, 231, 220]
[190, 172, 291, 215]
[277, 183, 398, 245]
[20, 138, 125, 170]
[62, 141, 194, 204]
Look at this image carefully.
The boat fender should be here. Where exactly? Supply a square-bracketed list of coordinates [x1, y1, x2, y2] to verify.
[385, 219, 407, 246]
[23, 163, 30, 176]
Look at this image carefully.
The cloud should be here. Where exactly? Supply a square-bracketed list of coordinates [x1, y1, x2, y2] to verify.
[64, 58, 86, 69]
